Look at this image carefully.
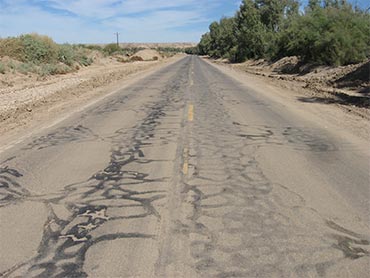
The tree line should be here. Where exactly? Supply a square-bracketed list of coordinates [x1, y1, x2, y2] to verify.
[186, 0, 370, 66]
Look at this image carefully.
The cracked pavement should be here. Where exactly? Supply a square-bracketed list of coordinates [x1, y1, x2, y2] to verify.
[0, 56, 369, 277]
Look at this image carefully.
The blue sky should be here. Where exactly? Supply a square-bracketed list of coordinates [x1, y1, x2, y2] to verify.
[0, 0, 368, 43]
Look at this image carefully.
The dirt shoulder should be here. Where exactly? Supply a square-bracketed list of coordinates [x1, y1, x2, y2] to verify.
[0, 54, 185, 153]
[209, 57, 369, 119]
[205, 58, 369, 143]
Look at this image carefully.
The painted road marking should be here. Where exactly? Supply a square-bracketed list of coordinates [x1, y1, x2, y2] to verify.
[182, 162, 189, 175]
[182, 147, 189, 175]
[183, 105, 193, 176]
[188, 104, 194, 122]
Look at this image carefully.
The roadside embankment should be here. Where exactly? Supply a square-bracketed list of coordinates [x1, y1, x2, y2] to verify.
[210, 57, 369, 119]
[205, 57, 369, 143]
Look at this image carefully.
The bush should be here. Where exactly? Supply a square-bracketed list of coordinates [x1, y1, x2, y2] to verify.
[185, 47, 199, 55]
[156, 47, 184, 54]
[103, 43, 121, 55]
[17, 62, 37, 75]
[80, 44, 104, 52]
[0, 62, 6, 74]
[38, 63, 72, 76]
[20, 34, 59, 64]
[78, 55, 93, 66]
[58, 44, 77, 66]
[0, 34, 97, 75]
[6, 61, 17, 73]
[0, 37, 24, 61]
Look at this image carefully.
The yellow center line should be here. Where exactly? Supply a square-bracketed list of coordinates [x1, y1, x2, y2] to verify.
[182, 162, 189, 175]
[183, 105, 194, 176]
[188, 104, 194, 122]
[182, 147, 189, 175]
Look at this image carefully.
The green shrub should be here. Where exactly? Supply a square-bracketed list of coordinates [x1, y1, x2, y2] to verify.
[2, 32, 185, 77]
[55, 64, 72, 74]
[78, 55, 93, 66]
[38, 63, 72, 76]
[0, 62, 6, 74]
[156, 47, 184, 54]
[92, 45, 104, 51]
[20, 34, 59, 64]
[59, 45, 93, 66]
[7, 61, 17, 70]
[103, 43, 121, 55]
[80, 44, 104, 52]
[0, 34, 97, 74]
[58, 44, 77, 66]
[185, 47, 199, 55]
[17, 62, 37, 75]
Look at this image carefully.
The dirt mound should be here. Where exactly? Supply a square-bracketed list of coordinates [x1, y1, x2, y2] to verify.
[335, 61, 370, 94]
[271, 56, 300, 73]
[131, 49, 162, 61]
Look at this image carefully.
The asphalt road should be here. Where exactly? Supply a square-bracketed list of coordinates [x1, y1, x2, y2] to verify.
[1, 56, 369, 277]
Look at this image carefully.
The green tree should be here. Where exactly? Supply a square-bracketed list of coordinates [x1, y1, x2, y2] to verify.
[234, 0, 266, 61]
[197, 0, 369, 66]
[198, 33, 212, 55]
[255, 0, 288, 31]
[280, 1, 370, 65]
[208, 21, 222, 58]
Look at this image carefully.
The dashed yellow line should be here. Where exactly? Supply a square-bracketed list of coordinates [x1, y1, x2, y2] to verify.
[182, 162, 189, 175]
[183, 105, 194, 176]
[182, 147, 189, 175]
[188, 104, 194, 122]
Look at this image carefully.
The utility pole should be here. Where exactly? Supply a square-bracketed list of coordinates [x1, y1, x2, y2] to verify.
[114, 32, 120, 47]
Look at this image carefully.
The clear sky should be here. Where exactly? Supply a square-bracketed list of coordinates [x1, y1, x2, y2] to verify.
[0, 0, 368, 44]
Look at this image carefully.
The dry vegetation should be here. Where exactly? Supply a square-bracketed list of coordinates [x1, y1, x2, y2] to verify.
[0, 34, 183, 78]
[0, 34, 94, 76]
